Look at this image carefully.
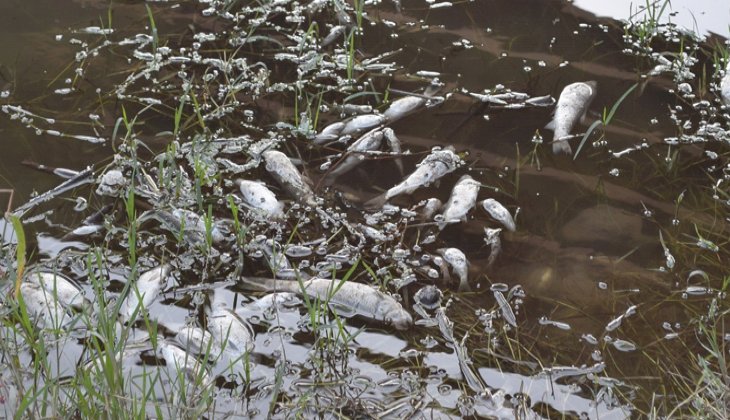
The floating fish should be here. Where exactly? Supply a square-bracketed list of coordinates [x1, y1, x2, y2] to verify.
[158, 340, 211, 385]
[437, 248, 470, 291]
[26, 271, 89, 310]
[176, 326, 221, 358]
[439, 175, 480, 227]
[484, 227, 502, 268]
[323, 129, 384, 184]
[481, 198, 516, 232]
[235, 179, 284, 218]
[340, 114, 386, 138]
[366, 147, 462, 208]
[242, 277, 412, 330]
[546, 81, 597, 154]
[493, 289, 516, 327]
[119, 264, 172, 323]
[19, 282, 72, 328]
[172, 209, 226, 244]
[383, 82, 441, 123]
[313, 122, 345, 144]
[207, 307, 255, 355]
[262, 150, 317, 207]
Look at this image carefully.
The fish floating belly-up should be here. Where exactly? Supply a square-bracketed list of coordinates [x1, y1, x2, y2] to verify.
[439, 174, 480, 227]
[235, 179, 285, 218]
[119, 264, 172, 323]
[546, 81, 597, 155]
[366, 147, 462, 208]
[262, 150, 317, 207]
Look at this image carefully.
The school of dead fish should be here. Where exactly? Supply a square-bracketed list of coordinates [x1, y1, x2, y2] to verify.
[4, 0, 729, 414]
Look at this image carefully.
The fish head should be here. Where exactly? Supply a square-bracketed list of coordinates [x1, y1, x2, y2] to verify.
[385, 307, 413, 330]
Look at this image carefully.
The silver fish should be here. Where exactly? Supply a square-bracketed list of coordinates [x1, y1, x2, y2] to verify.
[324, 129, 384, 184]
[484, 227, 502, 268]
[176, 326, 221, 358]
[481, 198, 516, 232]
[235, 179, 284, 218]
[262, 150, 317, 207]
[159, 341, 211, 385]
[367, 147, 462, 208]
[119, 264, 172, 323]
[437, 248, 470, 292]
[313, 121, 345, 144]
[383, 82, 441, 122]
[26, 271, 89, 310]
[243, 277, 412, 330]
[172, 209, 225, 244]
[339, 113, 386, 137]
[439, 175, 480, 226]
[244, 292, 301, 311]
[322, 25, 346, 47]
[546, 81, 597, 154]
[19, 282, 72, 328]
[207, 307, 255, 355]
[721, 62, 730, 106]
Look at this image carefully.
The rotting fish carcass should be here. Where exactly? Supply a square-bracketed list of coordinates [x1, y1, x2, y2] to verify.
[235, 179, 285, 218]
[119, 263, 172, 323]
[481, 198, 516, 232]
[545, 81, 597, 155]
[439, 175, 480, 227]
[437, 248, 470, 292]
[207, 307, 255, 355]
[26, 270, 89, 310]
[366, 147, 462, 208]
[262, 150, 317, 207]
[242, 276, 412, 330]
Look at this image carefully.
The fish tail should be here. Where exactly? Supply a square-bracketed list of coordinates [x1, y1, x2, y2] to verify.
[364, 193, 387, 210]
[552, 140, 572, 155]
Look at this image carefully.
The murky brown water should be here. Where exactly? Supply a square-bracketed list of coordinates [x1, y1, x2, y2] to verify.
[1, 0, 728, 418]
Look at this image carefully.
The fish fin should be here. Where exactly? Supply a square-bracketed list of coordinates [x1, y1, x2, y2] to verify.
[552, 140, 572, 155]
[364, 193, 387, 210]
[544, 119, 555, 131]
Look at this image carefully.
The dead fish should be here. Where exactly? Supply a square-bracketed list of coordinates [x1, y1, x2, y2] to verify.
[437, 248, 470, 292]
[721, 62, 730, 106]
[158, 341, 211, 385]
[340, 114, 386, 138]
[322, 24, 346, 47]
[366, 147, 462, 208]
[26, 271, 89, 310]
[417, 198, 443, 220]
[242, 277, 412, 330]
[119, 264, 172, 323]
[383, 82, 441, 122]
[176, 326, 221, 357]
[545, 81, 597, 154]
[172, 209, 225, 244]
[481, 199, 516, 232]
[262, 150, 317, 207]
[207, 307, 255, 355]
[324, 129, 384, 185]
[439, 175, 480, 227]
[243, 292, 301, 311]
[19, 282, 72, 328]
[235, 179, 284, 218]
[313, 121, 345, 144]
[484, 227, 502, 268]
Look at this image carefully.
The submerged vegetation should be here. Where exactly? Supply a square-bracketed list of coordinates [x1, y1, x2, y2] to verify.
[0, 0, 728, 418]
